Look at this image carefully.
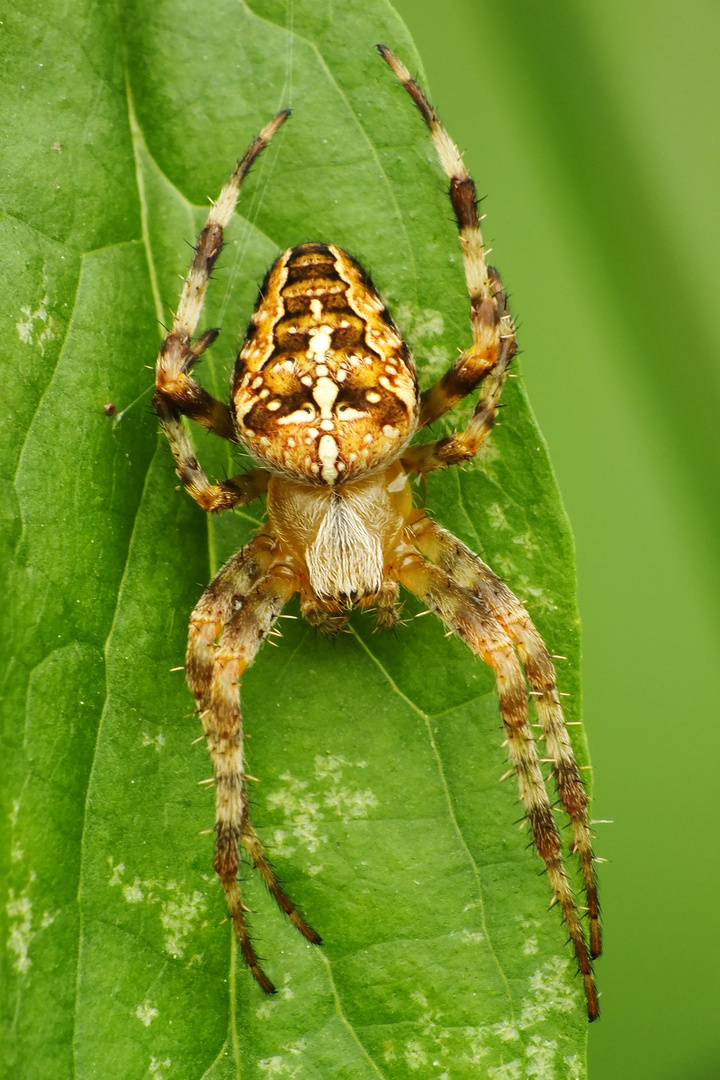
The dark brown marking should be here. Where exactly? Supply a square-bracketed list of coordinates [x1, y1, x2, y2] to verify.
[450, 176, 480, 237]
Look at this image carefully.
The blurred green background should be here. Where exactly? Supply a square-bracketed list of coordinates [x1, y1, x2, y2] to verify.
[392, 1, 720, 1078]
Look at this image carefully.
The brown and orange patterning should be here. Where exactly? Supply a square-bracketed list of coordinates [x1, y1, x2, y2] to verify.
[233, 243, 418, 485]
[150, 45, 601, 1021]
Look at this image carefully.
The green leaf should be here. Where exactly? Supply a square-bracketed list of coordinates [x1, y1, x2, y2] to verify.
[1, 1, 592, 1076]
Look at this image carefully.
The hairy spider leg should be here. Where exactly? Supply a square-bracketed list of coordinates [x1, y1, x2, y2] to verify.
[186, 532, 277, 709]
[378, 45, 515, 432]
[400, 288, 516, 474]
[152, 399, 270, 511]
[407, 516, 601, 960]
[187, 541, 320, 992]
[393, 547, 599, 1021]
[153, 110, 290, 505]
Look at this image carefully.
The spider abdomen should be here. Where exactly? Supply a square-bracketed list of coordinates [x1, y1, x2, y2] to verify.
[266, 463, 412, 600]
[232, 243, 418, 485]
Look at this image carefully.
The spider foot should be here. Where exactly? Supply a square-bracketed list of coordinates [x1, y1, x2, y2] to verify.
[241, 819, 322, 945]
[223, 879, 277, 993]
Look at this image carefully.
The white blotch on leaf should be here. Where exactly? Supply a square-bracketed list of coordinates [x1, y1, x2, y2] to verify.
[452, 928, 485, 944]
[108, 860, 125, 886]
[136, 999, 159, 1026]
[514, 575, 555, 614]
[255, 972, 293, 1018]
[266, 755, 378, 862]
[257, 1039, 306, 1076]
[487, 503, 509, 531]
[563, 1054, 583, 1080]
[109, 862, 206, 959]
[494, 555, 517, 578]
[16, 292, 56, 355]
[411, 309, 445, 340]
[403, 992, 455, 1073]
[491, 1020, 520, 1043]
[149, 1058, 171, 1080]
[161, 889, 206, 958]
[424, 344, 451, 379]
[123, 878, 145, 904]
[394, 303, 444, 344]
[6, 872, 60, 975]
[268, 777, 324, 857]
[513, 532, 540, 558]
[523, 935, 539, 955]
[404, 1041, 429, 1070]
[477, 439, 501, 466]
[464, 1028, 491, 1066]
[257, 1057, 286, 1077]
[141, 731, 166, 753]
[527, 1035, 559, 1080]
[400, 983, 570, 1076]
[314, 754, 379, 821]
[6, 886, 34, 974]
[487, 1061, 523, 1080]
[393, 303, 448, 379]
[518, 956, 579, 1029]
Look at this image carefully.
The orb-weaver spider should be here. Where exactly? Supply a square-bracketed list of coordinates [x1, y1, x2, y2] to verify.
[152, 45, 600, 1020]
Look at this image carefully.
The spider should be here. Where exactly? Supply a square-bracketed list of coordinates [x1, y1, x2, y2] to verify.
[152, 45, 601, 1021]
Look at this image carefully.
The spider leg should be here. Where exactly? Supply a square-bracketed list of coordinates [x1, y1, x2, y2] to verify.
[154, 109, 290, 441]
[400, 310, 515, 474]
[186, 529, 277, 714]
[154, 393, 270, 512]
[393, 547, 599, 1020]
[407, 516, 601, 959]
[188, 554, 320, 992]
[239, 818, 321, 946]
[378, 45, 516, 434]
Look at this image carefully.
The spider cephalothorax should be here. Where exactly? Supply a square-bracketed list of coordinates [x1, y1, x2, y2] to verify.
[152, 46, 601, 1019]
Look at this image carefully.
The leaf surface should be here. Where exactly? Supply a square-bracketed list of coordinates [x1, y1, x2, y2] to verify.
[1, 1, 590, 1076]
